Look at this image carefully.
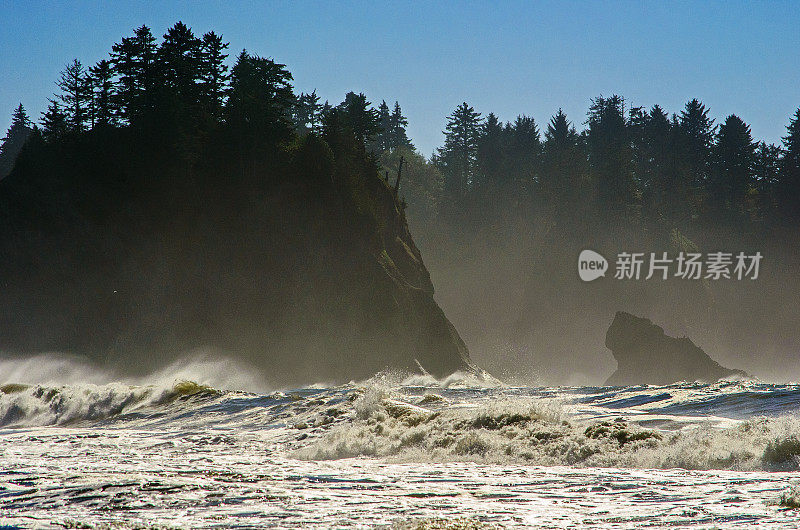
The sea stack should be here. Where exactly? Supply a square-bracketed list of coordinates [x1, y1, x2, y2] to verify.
[605, 311, 747, 386]
[0, 122, 473, 387]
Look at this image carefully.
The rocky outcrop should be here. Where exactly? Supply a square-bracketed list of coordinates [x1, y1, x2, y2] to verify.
[0, 133, 473, 386]
[605, 312, 746, 386]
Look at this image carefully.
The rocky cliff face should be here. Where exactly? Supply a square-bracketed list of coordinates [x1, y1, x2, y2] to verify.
[605, 311, 746, 386]
[330, 169, 474, 379]
[0, 132, 473, 386]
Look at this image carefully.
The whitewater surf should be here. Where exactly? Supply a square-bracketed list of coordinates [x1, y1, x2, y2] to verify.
[1, 359, 799, 528]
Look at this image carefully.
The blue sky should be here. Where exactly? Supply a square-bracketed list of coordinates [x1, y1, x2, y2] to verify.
[1, 1, 798, 156]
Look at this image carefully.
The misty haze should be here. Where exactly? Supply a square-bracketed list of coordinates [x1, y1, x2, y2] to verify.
[1, 3, 800, 528]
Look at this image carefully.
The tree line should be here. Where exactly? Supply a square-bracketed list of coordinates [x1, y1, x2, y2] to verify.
[3, 21, 799, 240]
[429, 97, 800, 234]
[0, 21, 414, 178]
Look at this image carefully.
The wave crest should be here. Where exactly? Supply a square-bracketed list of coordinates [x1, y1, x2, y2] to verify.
[295, 383, 800, 471]
[0, 380, 220, 428]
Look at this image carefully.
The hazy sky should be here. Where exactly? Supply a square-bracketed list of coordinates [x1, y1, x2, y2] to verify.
[1, 1, 799, 156]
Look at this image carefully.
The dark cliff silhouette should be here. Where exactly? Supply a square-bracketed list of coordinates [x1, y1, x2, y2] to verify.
[0, 22, 472, 386]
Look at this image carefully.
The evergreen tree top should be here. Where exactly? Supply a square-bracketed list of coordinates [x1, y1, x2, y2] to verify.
[443, 103, 482, 135]
[783, 108, 800, 154]
[545, 109, 576, 145]
[10, 103, 31, 129]
[680, 99, 716, 136]
[3, 104, 32, 144]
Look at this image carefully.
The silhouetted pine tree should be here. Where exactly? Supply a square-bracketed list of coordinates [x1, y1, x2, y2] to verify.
[0, 104, 33, 178]
[293, 91, 322, 133]
[778, 108, 800, 222]
[587, 95, 633, 214]
[388, 102, 413, 150]
[88, 60, 116, 127]
[679, 98, 716, 190]
[646, 106, 674, 190]
[709, 114, 754, 217]
[476, 112, 507, 191]
[111, 25, 159, 123]
[507, 115, 540, 193]
[752, 141, 782, 220]
[338, 92, 381, 147]
[3, 104, 31, 135]
[225, 50, 295, 153]
[540, 109, 585, 207]
[438, 102, 482, 198]
[637, 105, 687, 224]
[40, 100, 68, 141]
[160, 22, 203, 111]
[373, 101, 413, 152]
[199, 31, 230, 119]
[56, 59, 91, 131]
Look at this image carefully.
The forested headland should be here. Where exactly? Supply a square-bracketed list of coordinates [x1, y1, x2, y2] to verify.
[1, 20, 799, 382]
[0, 22, 471, 385]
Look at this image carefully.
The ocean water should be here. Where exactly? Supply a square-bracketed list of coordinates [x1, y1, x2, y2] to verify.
[1, 359, 800, 528]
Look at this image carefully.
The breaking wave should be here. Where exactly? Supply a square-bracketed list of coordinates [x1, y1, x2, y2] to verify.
[2, 358, 800, 473]
[0, 353, 263, 427]
[0, 353, 270, 391]
[293, 379, 800, 472]
[0, 379, 222, 428]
